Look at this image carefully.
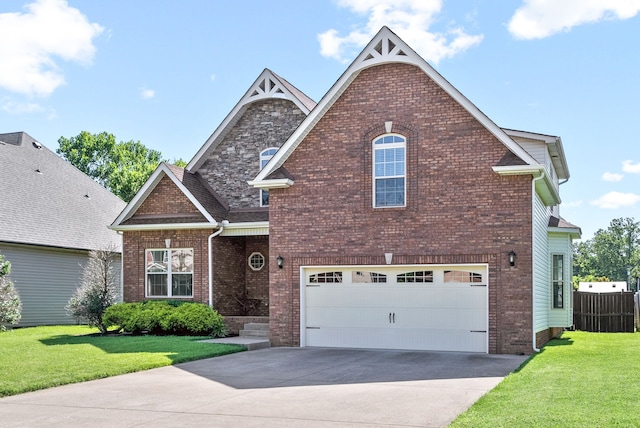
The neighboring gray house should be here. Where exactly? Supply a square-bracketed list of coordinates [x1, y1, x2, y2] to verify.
[0, 132, 126, 326]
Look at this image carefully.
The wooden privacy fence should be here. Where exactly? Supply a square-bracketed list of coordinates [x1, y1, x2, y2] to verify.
[573, 291, 635, 333]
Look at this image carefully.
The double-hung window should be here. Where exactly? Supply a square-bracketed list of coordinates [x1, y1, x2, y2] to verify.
[260, 148, 278, 206]
[552, 254, 564, 309]
[146, 248, 194, 297]
[373, 134, 406, 207]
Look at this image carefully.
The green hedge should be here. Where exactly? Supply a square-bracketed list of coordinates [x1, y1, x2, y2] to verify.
[103, 301, 226, 337]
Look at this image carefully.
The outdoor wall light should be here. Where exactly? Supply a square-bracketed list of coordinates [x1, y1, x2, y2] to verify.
[277, 255, 284, 269]
[165, 238, 171, 248]
[385, 252, 393, 265]
[509, 250, 516, 267]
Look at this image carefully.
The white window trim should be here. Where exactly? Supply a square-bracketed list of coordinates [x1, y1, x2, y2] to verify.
[260, 148, 279, 207]
[372, 134, 406, 208]
[248, 252, 265, 271]
[551, 253, 565, 309]
[145, 248, 194, 298]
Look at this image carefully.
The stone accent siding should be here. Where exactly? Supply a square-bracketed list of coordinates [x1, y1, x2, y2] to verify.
[197, 99, 306, 209]
[268, 63, 535, 354]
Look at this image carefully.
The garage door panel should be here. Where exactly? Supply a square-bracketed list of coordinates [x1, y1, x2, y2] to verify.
[307, 286, 486, 309]
[303, 265, 488, 353]
[306, 327, 486, 352]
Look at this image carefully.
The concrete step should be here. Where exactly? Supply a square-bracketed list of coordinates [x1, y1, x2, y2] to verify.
[240, 328, 269, 338]
[200, 336, 270, 351]
[243, 322, 269, 331]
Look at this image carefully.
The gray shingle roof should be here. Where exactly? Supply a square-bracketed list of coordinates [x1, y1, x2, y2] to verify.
[0, 132, 126, 251]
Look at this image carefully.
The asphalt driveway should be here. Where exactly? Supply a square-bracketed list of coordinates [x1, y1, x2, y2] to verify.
[0, 347, 527, 427]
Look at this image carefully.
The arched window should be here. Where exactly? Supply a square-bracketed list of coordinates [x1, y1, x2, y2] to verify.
[259, 148, 278, 206]
[373, 134, 406, 207]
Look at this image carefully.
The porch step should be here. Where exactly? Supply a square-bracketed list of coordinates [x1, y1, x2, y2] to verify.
[240, 322, 270, 338]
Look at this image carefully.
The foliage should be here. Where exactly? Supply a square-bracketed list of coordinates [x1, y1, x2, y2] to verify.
[56, 131, 188, 202]
[66, 247, 119, 334]
[0, 325, 243, 397]
[0, 253, 21, 330]
[451, 331, 640, 427]
[573, 217, 640, 286]
[103, 301, 226, 337]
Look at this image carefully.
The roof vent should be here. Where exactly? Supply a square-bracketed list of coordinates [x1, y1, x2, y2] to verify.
[32, 141, 42, 149]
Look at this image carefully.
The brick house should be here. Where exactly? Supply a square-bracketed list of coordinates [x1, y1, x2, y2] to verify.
[111, 27, 580, 354]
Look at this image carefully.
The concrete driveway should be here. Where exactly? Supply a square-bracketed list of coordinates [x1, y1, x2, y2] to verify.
[0, 347, 527, 427]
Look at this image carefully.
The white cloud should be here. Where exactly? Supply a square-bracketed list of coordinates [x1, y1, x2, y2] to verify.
[602, 172, 624, 182]
[1, 98, 44, 114]
[562, 200, 583, 208]
[140, 88, 155, 99]
[0, 0, 103, 97]
[591, 191, 640, 209]
[508, 0, 640, 40]
[622, 160, 640, 174]
[318, 0, 483, 64]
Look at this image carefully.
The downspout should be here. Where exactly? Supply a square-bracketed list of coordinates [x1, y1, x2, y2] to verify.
[532, 172, 545, 353]
[208, 220, 229, 307]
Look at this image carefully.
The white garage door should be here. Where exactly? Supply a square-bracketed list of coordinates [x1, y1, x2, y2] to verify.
[302, 265, 488, 353]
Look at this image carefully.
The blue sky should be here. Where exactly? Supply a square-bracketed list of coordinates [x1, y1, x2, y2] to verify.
[1, 0, 639, 240]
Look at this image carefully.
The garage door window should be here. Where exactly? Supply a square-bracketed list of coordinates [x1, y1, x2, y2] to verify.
[310, 272, 343, 283]
[444, 270, 483, 283]
[397, 271, 434, 283]
[352, 271, 387, 283]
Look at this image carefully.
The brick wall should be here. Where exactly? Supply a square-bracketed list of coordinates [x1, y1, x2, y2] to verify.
[197, 99, 306, 209]
[133, 175, 204, 218]
[268, 63, 534, 354]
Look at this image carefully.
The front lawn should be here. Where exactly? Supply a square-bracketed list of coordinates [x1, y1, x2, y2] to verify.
[0, 325, 244, 397]
[451, 331, 640, 427]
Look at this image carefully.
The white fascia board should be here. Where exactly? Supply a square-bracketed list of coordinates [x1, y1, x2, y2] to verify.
[187, 69, 313, 172]
[253, 26, 538, 186]
[247, 178, 293, 189]
[220, 221, 269, 236]
[548, 226, 581, 240]
[109, 223, 217, 232]
[111, 163, 217, 227]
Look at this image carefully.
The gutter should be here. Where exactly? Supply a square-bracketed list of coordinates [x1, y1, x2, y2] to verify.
[208, 220, 229, 307]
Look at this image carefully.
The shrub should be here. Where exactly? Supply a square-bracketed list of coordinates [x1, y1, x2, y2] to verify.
[104, 301, 226, 337]
[66, 247, 119, 334]
[0, 253, 21, 330]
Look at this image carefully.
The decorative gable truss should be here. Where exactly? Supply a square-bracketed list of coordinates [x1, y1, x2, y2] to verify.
[249, 26, 563, 207]
[187, 68, 316, 172]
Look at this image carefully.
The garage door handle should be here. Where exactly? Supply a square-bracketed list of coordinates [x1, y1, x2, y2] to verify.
[389, 312, 392, 323]
[392, 313, 395, 323]
[388, 312, 396, 323]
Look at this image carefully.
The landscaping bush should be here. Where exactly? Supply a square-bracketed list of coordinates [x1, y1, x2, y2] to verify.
[104, 301, 226, 337]
[0, 253, 21, 330]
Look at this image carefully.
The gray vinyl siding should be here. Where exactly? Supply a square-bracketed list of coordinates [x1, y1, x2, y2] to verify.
[532, 193, 549, 333]
[0, 243, 121, 326]
[548, 233, 573, 327]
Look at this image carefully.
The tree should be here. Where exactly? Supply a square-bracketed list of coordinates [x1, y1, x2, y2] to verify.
[573, 217, 640, 287]
[57, 132, 168, 202]
[66, 246, 119, 334]
[0, 253, 22, 330]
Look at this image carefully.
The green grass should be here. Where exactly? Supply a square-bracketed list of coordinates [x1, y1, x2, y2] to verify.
[451, 331, 640, 427]
[0, 325, 244, 397]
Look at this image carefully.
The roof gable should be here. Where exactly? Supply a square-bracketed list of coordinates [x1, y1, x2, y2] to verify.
[111, 163, 220, 229]
[187, 68, 316, 171]
[0, 132, 126, 251]
[252, 26, 540, 184]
